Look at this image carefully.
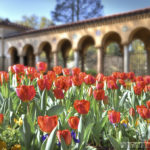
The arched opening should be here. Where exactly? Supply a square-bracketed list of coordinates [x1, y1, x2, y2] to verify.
[57, 39, 72, 68]
[102, 32, 123, 75]
[129, 39, 147, 75]
[104, 43, 123, 75]
[38, 42, 52, 70]
[129, 27, 150, 75]
[23, 45, 35, 67]
[77, 35, 95, 72]
[8, 47, 19, 65]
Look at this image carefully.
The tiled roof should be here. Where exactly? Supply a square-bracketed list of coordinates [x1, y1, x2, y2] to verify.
[0, 19, 33, 30]
[4, 7, 150, 38]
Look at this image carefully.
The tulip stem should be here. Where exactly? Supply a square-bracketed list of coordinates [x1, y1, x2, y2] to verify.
[27, 102, 30, 115]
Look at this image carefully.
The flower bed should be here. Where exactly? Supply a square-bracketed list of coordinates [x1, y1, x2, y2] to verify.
[0, 62, 150, 150]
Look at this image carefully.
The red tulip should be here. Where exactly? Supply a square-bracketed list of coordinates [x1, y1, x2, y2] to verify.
[93, 89, 105, 101]
[103, 96, 109, 105]
[119, 79, 126, 87]
[96, 73, 104, 82]
[0, 71, 9, 85]
[88, 87, 93, 96]
[147, 100, 150, 109]
[68, 116, 79, 130]
[107, 80, 118, 89]
[84, 75, 96, 85]
[13, 64, 25, 74]
[129, 108, 135, 117]
[108, 110, 120, 123]
[36, 62, 47, 73]
[0, 114, 4, 125]
[38, 115, 58, 133]
[47, 71, 56, 81]
[74, 100, 90, 114]
[134, 85, 143, 95]
[8, 66, 15, 74]
[127, 72, 135, 80]
[72, 75, 83, 86]
[63, 68, 70, 76]
[53, 88, 64, 99]
[53, 66, 62, 75]
[96, 83, 104, 90]
[72, 67, 80, 76]
[136, 105, 150, 119]
[16, 85, 36, 102]
[145, 139, 150, 150]
[37, 78, 52, 91]
[57, 129, 72, 145]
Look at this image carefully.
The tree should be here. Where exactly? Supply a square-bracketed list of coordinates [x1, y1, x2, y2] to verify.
[51, 0, 103, 24]
[16, 15, 54, 29]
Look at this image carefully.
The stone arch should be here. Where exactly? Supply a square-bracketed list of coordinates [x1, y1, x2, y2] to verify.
[8, 47, 20, 65]
[77, 35, 95, 71]
[38, 41, 52, 70]
[129, 27, 150, 44]
[56, 38, 72, 68]
[22, 44, 35, 67]
[101, 32, 123, 75]
[128, 27, 150, 75]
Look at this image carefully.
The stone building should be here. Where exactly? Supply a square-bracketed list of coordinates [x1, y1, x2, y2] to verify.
[0, 7, 150, 75]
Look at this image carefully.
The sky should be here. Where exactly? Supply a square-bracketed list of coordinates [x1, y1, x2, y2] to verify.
[0, 0, 150, 23]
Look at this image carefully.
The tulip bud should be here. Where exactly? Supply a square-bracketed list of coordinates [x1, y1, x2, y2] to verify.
[88, 87, 93, 96]
[103, 96, 108, 105]
[0, 114, 4, 125]
[129, 108, 135, 117]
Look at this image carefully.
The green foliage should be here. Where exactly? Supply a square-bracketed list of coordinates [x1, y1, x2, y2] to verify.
[0, 128, 20, 150]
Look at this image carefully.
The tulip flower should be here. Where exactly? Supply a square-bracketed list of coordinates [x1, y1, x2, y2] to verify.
[74, 100, 90, 114]
[96, 73, 104, 82]
[93, 89, 105, 101]
[68, 116, 79, 130]
[129, 108, 135, 117]
[88, 87, 93, 96]
[37, 78, 52, 91]
[57, 129, 72, 145]
[84, 75, 96, 85]
[72, 75, 83, 86]
[53, 66, 62, 75]
[16, 85, 36, 102]
[107, 80, 118, 89]
[145, 139, 150, 150]
[36, 62, 47, 73]
[38, 115, 58, 133]
[53, 88, 64, 99]
[134, 85, 143, 95]
[147, 100, 150, 109]
[72, 67, 80, 76]
[108, 110, 120, 123]
[47, 71, 56, 81]
[13, 64, 25, 75]
[0, 71, 9, 85]
[63, 68, 70, 76]
[0, 114, 4, 125]
[136, 105, 150, 119]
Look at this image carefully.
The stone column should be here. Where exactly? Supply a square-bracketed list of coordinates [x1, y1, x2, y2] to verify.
[19, 56, 24, 65]
[147, 49, 150, 75]
[53, 52, 58, 66]
[35, 55, 40, 65]
[81, 52, 85, 72]
[123, 44, 129, 73]
[74, 50, 79, 67]
[97, 47, 104, 73]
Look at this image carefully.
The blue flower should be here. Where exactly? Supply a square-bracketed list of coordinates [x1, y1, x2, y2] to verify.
[57, 141, 61, 147]
[41, 134, 49, 142]
[71, 130, 80, 143]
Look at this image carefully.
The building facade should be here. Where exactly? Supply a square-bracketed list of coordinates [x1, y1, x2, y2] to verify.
[1, 7, 150, 75]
